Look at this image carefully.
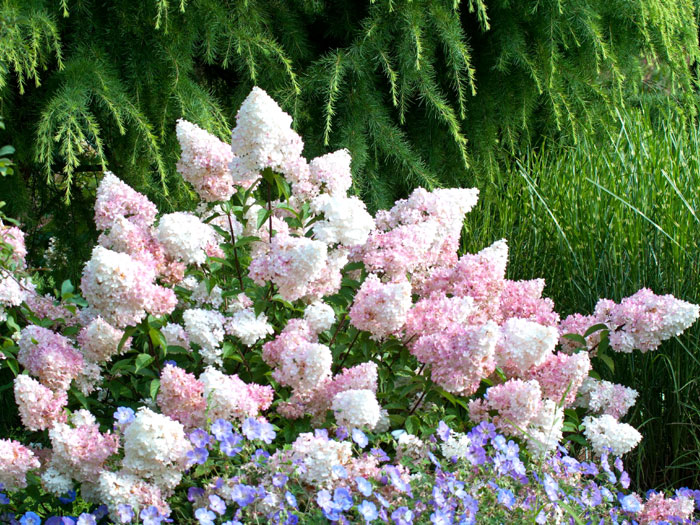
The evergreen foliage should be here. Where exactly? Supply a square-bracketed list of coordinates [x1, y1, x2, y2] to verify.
[0, 0, 698, 272]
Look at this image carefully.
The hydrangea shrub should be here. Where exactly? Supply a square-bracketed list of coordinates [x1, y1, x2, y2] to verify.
[0, 87, 698, 524]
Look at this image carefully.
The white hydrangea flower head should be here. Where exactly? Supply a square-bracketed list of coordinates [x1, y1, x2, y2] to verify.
[331, 389, 381, 430]
[275, 342, 333, 394]
[79, 317, 129, 363]
[311, 194, 375, 247]
[161, 322, 189, 349]
[525, 399, 564, 456]
[182, 308, 225, 365]
[575, 377, 639, 419]
[290, 432, 352, 486]
[582, 414, 642, 456]
[97, 470, 170, 520]
[41, 466, 74, 496]
[304, 301, 336, 334]
[122, 407, 191, 492]
[497, 318, 558, 376]
[396, 433, 428, 461]
[441, 433, 472, 461]
[224, 308, 274, 346]
[308, 149, 353, 197]
[230, 87, 304, 180]
[156, 212, 218, 265]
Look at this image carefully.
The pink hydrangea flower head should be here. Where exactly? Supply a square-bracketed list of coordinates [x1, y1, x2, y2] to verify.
[575, 377, 638, 419]
[0, 439, 41, 490]
[94, 172, 158, 231]
[14, 374, 67, 431]
[262, 318, 315, 367]
[468, 378, 543, 435]
[97, 470, 171, 520]
[271, 342, 332, 394]
[558, 313, 600, 353]
[156, 212, 219, 266]
[404, 295, 475, 343]
[81, 246, 176, 328]
[524, 351, 591, 406]
[176, 119, 236, 201]
[157, 364, 206, 429]
[17, 325, 83, 391]
[199, 367, 274, 421]
[349, 274, 412, 339]
[307, 362, 378, 423]
[0, 221, 27, 268]
[637, 493, 695, 524]
[48, 418, 120, 483]
[499, 279, 560, 326]
[78, 317, 130, 363]
[413, 322, 500, 396]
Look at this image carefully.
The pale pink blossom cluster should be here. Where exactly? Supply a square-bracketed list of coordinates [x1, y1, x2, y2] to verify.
[156, 212, 221, 266]
[287, 432, 352, 486]
[523, 351, 591, 407]
[157, 364, 207, 429]
[81, 246, 177, 328]
[0, 220, 27, 267]
[17, 325, 83, 391]
[13, 375, 67, 431]
[575, 377, 638, 419]
[199, 367, 273, 422]
[182, 308, 225, 365]
[248, 231, 328, 302]
[47, 413, 120, 484]
[636, 492, 695, 524]
[560, 288, 700, 354]
[175, 119, 235, 201]
[78, 317, 130, 363]
[331, 389, 381, 429]
[348, 274, 412, 339]
[224, 308, 274, 346]
[496, 318, 559, 377]
[469, 379, 543, 435]
[97, 470, 171, 520]
[0, 438, 40, 490]
[310, 194, 375, 247]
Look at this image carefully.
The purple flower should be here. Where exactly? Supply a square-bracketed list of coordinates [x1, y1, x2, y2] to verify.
[430, 509, 452, 525]
[195, 508, 216, 525]
[220, 433, 244, 456]
[497, 488, 515, 510]
[140, 506, 165, 525]
[335, 426, 349, 440]
[58, 490, 77, 504]
[114, 406, 135, 425]
[76, 515, 96, 525]
[355, 477, 373, 497]
[0, 493, 9, 505]
[20, 513, 41, 525]
[209, 495, 226, 515]
[371, 448, 389, 462]
[619, 494, 642, 513]
[188, 487, 206, 502]
[285, 491, 298, 508]
[352, 429, 368, 448]
[211, 419, 233, 441]
[242, 418, 276, 443]
[285, 514, 299, 525]
[334, 487, 353, 511]
[436, 421, 451, 442]
[163, 360, 177, 367]
[543, 474, 559, 502]
[116, 504, 134, 523]
[230, 484, 257, 507]
[358, 501, 378, 522]
[391, 507, 414, 525]
[272, 473, 288, 488]
[314, 429, 329, 439]
[619, 471, 630, 489]
[189, 429, 213, 448]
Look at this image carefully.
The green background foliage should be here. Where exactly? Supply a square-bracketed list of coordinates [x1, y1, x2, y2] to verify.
[0, 0, 699, 491]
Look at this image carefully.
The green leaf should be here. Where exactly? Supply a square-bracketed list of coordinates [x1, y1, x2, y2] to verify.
[60, 279, 74, 298]
[6, 358, 19, 376]
[257, 208, 271, 229]
[597, 353, 615, 374]
[562, 333, 587, 347]
[583, 323, 609, 338]
[134, 353, 154, 372]
[150, 379, 160, 400]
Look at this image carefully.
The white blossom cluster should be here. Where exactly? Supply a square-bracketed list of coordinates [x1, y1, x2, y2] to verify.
[497, 318, 558, 376]
[441, 433, 473, 461]
[182, 308, 225, 365]
[303, 301, 336, 334]
[97, 470, 169, 521]
[311, 194, 375, 247]
[331, 389, 381, 429]
[161, 322, 189, 348]
[582, 414, 642, 456]
[575, 377, 639, 419]
[274, 342, 332, 394]
[308, 150, 353, 196]
[122, 408, 191, 491]
[224, 308, 273, 346]
[156, 212, 217, 265]
[230, 87, 304, 180]
[525, 400, 564, 456]
[396, 433, 428, 461]
[199, 367, 263, 421]
[290, 432, 352, 486]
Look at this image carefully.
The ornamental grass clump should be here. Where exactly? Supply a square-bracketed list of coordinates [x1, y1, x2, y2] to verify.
[0, 87, 697, 523]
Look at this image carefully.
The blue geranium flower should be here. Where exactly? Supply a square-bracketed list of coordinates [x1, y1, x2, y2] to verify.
[436, 421, 451, 442]
[352, 429, 368, 448]
[116, 504, 134, 523]
[355, 476, 373, 497]
[497, 488, 515, 510]
[358, 501, 378, 523]
[619, 494, 642, 513]
[20, 512, 42, 525]
[211, 419, 233, 441]
[114, 406, 135, 425]
[194, 508, 216, 525]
